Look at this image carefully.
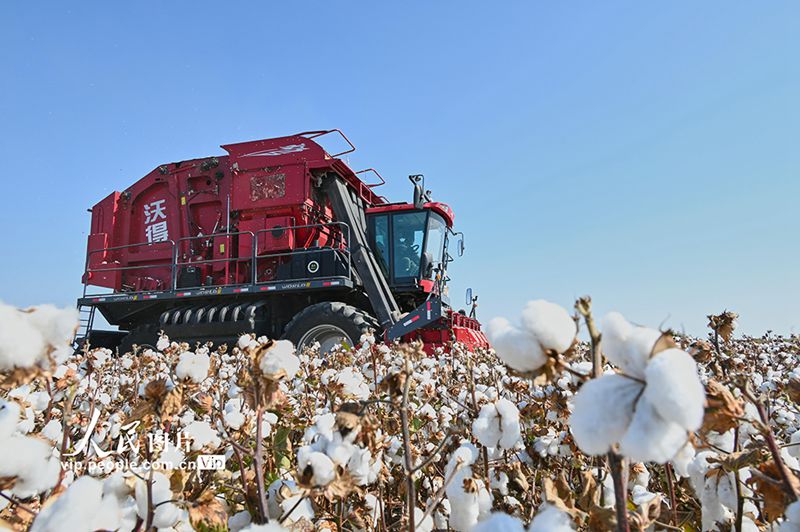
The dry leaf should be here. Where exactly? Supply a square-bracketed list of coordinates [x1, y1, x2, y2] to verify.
[702, 380, 745, 434]
[188, 492, 227, 529]
[707, 311, 738, 343]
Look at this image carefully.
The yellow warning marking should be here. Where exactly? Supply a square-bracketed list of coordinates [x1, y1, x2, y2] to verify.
[181, 196, 186, 205]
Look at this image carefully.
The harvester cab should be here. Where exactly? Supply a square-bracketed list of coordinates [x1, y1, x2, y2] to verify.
[76, 130, 489, 354]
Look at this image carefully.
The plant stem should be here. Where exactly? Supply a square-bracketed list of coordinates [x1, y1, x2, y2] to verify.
[608, 452, 630, 532]
[399, 355, 416, 532]
[577, 297, 630, 532]
[253, 404, 270, 523]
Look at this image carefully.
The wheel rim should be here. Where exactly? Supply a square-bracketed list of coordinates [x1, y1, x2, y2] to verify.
[297, 324, 353, 354]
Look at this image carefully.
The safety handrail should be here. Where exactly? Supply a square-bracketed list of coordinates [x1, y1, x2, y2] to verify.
[174, 231, 256, 290]
[299, 129, 356, 158]
[254, 221, 352, 283]
[82, 221, 355, 295]
[356, 168, 386, 188]
[83, 240, 177, 297]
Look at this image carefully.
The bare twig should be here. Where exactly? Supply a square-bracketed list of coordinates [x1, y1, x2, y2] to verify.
[577, 296, 630, 532]
[399, 354, 416, 532]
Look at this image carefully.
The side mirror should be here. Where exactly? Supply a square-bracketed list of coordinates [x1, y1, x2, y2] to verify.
[465, 287, 473, 306]
[409, 174, 425, 209]
[420, 252, 434, 279]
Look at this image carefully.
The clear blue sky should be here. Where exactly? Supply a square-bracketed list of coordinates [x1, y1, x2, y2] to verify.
[1, 2, 797, 336]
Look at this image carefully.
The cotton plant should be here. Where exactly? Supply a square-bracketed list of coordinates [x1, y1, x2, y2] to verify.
[0, 302, 77, 370]
[487, 300, 577, 373]
[570, 312, 706, 463]
[472, 397, 522, 450]
[2, 300, 800, 531]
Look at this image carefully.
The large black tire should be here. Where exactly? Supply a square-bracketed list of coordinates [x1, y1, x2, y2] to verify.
[282, 302, 378, 353]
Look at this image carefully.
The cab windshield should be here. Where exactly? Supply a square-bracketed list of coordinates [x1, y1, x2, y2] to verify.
[369, 209, 448, 285]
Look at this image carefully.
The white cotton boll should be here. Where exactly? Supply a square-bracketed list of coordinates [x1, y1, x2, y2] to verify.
[0, 303, 48, 370]
[223, 398, 246, 430]
[41, 419, 63, 443]
[473, 403, 502, 449]
[787, 431, 800, 459]
[670, 441, 696, 478]
[297, 447, 336, 486]
[569, 374, 643, 456]
[0, 400, 21, 439]
[240, 523, 290, 531]
[520, 300, 577, 354]
[619, 395, 689, 463]
[229, 510, 252, 532]
[156, 335, 170, 351]
[782, 500, 800, 532]
[267, 479, 314, 523]
[347, 447, 380, 485]
[445, 443, 485, 531]
[336, 367, 371, 400]
[259, 340, 300, 380]
[487, 317, 547, 373]
[134, 472, 180, 529]
[601, 312, 661, 379]
[470, 512, 525, 532]
[495, 398, 522, 449]
[631, 484, 658, 508]
[644, 348, 705, 431]
[184, 420, 221, 451]
[414, 507, 434, 532]
[528, 504, 574, 532]
[25, 305, 78, 349]
[30, 476, 121, 532]
[0, 434, 60, 497]
[175, 351, 210, 383]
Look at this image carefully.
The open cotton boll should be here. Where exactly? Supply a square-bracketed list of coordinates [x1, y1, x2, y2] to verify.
[781, 500, 800, 532]
[31, 476, 121, 532]
[495, 398, 522, 449]
[184, 420, 221, 451]
[529, 504, 574, 532]
[175, 351, 210, 383]
[520, 300, 577, 354]
[297, 447, 336, 486]
[156, 335, 170, 351]
[472, 399, 521, 450]
[644, 348, 705, 431]
[601, 312, 660, 379]
[487, 317, 547, 373]
[788, 431, 800, 460]
[469, 512, 525, 532]
[240, 523, 290, 531]
[0, 433, 60, 497]
[267, 479, 315, 523]
[335, 367, 371, 400]
[670, 441, 696, 478]
[445, 442, 490, 531]
[619, 395, 689, 463]
[25, 304, 79, 349]
[0, 400, 21, 439]
[473, 403, 502, 449]
[259, 340, 300, 380]
[134, 472, 181, 529]
[414, 507, 434, 532]
[0, 303, 48, 370]
[569, 374, 643, 456]
[223, 398, 246, 430]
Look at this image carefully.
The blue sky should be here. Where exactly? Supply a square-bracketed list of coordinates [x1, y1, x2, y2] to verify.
[1, 2, 798, 336]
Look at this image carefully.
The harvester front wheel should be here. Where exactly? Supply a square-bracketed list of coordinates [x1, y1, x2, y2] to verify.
[283, 302, 377, 354]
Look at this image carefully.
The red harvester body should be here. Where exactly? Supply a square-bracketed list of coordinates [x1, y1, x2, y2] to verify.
[79, 130, 488, 354]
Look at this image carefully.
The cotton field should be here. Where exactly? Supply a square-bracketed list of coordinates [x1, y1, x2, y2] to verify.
[0, 299, 799, 532]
